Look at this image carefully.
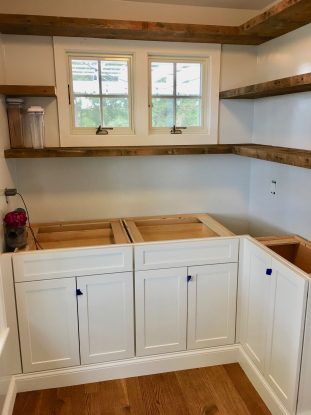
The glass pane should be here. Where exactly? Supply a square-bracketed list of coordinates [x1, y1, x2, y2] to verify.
[102, 97, 129, 127]
[74, 97, 101, 128]
[101, 60, 129, 95]
[71, 59, 99, 95]
[176, 63, 201, 96]
[151, 62, 174, 96]
[176, 98, 201, 127]
[152, 98, 174, 128]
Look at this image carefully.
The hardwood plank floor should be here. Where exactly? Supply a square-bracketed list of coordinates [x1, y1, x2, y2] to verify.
[13, 364, 271, 415]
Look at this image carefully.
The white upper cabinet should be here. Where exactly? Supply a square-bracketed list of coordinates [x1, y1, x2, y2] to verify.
[187, 263, 237, 350]
[16, 277, 80, 373]
[135, 267, 188, 356]
[77, 272, 134, 365]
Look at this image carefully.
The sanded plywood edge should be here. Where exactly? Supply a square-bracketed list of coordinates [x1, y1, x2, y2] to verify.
[196, 213, 234, 237]
[123, 220, 145, 243]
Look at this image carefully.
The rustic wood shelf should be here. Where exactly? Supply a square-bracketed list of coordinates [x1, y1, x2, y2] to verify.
[220, 72, 311, 99]
[3, 145, 234, 158]
[0, 85, 56, 97]
[4, 144, 311, 169]
[0, 0, 309, 45]
[232, 144, 311, 169]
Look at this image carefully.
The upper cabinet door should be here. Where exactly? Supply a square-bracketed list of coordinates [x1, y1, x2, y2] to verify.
[265, 258, 308, 414]
[239, 239, 272, 373]
[187, 263, 237, 350]
[15, 277, 80, 373]
[77, 272, 134, 365]
[135, 267, 188, 356]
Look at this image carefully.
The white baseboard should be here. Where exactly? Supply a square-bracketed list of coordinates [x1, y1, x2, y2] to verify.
[15, 345, 239, 392]
[1, 377, 16, 415]
[238, 347, 290, 415]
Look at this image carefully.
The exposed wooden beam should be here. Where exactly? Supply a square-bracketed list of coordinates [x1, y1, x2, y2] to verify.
[240, 0, 311, 38]
[0, 14, 270, 45]
[232, 144, 311, 169]
[220, 72, 311, 99]
[0, 85, 56, 97]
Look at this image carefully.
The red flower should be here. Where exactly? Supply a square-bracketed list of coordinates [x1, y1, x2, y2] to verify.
[4, 210, 27, 227]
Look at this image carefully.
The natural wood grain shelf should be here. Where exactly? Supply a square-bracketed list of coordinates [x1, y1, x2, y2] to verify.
[4, 144, 311, 170]
[232, 144, 311, 169]
[0, 0, 310, 45]
[0, 85, 56, 97]
[220, 72, 311, 99]
[3, 145, 234, 158]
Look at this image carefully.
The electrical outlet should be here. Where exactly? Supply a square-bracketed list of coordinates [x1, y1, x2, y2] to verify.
[270, 180, 277, 195]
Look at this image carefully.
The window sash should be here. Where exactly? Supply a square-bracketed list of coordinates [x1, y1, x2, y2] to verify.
[68, 54, 133, 133]
[149, 57, 205, 131]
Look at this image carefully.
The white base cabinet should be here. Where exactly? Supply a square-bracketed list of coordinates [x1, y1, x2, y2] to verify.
[187, 263, 238, 350]
[15, 277, 80, 373]
[135, 263, 238, 357]
[240, 238, 308, 414]
[77, 272, 134, 364]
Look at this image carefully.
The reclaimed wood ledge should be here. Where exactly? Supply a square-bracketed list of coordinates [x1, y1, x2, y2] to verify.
[220, 72, 311, 99]
[4, 144, 311, 169]
[232, 144, 311, 169]
[3, 145, 234, 158]
[0, 85, 56, 97]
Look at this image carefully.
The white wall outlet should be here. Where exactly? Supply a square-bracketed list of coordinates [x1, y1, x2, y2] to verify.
[270, 180, 277, 195]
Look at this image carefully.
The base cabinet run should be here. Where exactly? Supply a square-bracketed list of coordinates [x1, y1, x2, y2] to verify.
[135, 263, 238, 357]
[240, 239, 308, 414]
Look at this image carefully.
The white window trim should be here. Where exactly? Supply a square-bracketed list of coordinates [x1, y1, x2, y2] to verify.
[54, 37, 220, 147]
[68, 53, 134, 136]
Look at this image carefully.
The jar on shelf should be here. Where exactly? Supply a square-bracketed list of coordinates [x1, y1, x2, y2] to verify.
[27, 106, 45, 149]
[6, 98, 25, 148]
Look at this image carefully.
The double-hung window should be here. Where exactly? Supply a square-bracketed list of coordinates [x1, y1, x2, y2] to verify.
[68, 54, 133, 134]
[149, 57, 207, 134]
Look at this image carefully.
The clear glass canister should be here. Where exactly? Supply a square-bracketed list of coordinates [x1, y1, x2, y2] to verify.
[6, 98, 25, 148]
[27, 106, 45, 149]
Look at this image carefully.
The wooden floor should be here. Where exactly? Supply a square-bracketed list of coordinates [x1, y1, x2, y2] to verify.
[13, 364, 271, 415]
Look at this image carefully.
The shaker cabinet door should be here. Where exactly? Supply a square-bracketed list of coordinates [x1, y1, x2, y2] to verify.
[77, 272, 134, 364]
[16, 277, 80, 373]
[187, 263, 238, 350]
[135, 267, 187, 356]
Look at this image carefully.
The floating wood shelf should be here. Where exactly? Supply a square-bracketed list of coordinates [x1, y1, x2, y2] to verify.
[232, 144, 311, 169]
[3, 145, 233, 158]
[220, 72, 311, 99]
[0, 85, 56, 97]
[4, 144, 311, 169]
[0, 0, 310, 45]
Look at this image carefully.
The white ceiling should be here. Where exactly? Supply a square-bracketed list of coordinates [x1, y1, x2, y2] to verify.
[122, 0, 274, 10]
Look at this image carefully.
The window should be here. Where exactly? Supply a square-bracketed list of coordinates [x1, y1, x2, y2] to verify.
[68, 54, 133, 134]
[149, 57, 206, 133]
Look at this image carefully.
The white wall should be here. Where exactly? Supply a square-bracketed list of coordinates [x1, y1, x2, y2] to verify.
[0, 34, 256, 234]
[249, 24, 311, 240]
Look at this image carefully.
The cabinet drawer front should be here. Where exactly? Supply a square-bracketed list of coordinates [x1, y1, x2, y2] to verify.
[135, 238, 239, 270]
[13, 246, 133, 282]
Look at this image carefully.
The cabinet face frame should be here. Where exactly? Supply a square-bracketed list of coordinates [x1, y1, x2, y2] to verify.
[15, 277, 80, 373]
[77, 272, 135, 365]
